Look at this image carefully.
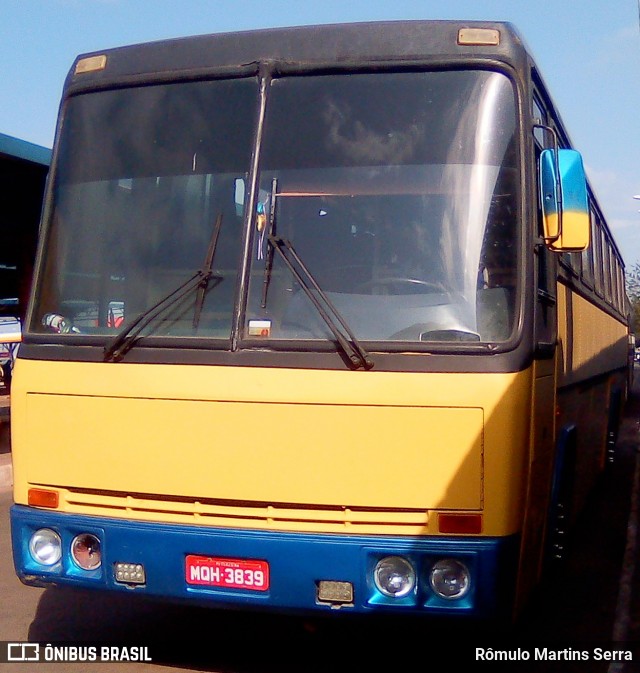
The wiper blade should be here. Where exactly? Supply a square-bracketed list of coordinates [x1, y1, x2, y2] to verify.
[104, 214, 224, 363]
[103, 271, 208, 362]
[268, 235, 373, 371]
[260, 178, 278, 308]
[193, 213, 223, 328]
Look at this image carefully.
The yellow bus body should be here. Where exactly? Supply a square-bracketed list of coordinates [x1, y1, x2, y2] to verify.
[12, 359, 533, 537]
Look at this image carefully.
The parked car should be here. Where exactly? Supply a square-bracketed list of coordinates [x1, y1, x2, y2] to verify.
[0, 315, 21, 390]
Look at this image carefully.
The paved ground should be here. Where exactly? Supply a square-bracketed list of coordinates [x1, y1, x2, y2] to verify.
[617, 380, 640, 670]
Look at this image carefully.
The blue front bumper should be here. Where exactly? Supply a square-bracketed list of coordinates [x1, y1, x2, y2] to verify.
[11, 505, 518, 618]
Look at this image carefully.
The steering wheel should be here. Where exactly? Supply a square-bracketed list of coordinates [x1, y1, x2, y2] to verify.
[355, 277, 445, 294]
[388, 323, 480, 341]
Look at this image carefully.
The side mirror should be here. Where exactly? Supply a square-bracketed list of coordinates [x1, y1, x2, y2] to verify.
[539, 148, 590, 251]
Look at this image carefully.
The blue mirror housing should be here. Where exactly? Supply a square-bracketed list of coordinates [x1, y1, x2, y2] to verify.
[539, 148, 590, 251]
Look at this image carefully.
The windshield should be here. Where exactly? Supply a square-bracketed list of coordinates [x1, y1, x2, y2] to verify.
[246, 71, 518, 344]
[31, 78, 258, 340]
[31, 69, 519, 351]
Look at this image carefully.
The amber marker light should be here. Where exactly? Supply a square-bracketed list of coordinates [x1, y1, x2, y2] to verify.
[438, 513, 482, 534]
[28, 488, 60, 509]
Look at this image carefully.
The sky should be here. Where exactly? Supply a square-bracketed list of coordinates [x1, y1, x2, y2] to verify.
[2, 0, 640, 267]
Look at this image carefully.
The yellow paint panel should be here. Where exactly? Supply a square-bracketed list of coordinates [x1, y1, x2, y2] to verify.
[12, 360, 532, 535]
[25, 394, 483, 510]
[545, 211, 590, 251]
[557, 285, 627, 384]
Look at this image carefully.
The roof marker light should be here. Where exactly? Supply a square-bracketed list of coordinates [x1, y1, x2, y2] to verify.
[458, 29, 500, 46]
[75, 55, 107, 75]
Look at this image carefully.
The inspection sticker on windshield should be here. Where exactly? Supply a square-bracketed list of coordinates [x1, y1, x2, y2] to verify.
[248, 319, 271, 337]
[186, 555, 270, 591]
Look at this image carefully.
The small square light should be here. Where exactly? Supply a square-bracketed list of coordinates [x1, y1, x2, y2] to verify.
[114, 562, 146, 585]
[317, 580, 353, 604]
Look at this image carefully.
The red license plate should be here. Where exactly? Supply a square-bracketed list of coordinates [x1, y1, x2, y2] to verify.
[185, 555, 270, 591]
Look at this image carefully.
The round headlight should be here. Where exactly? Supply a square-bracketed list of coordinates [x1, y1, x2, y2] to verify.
[29, 528, 62, 566]
[374, 556, 416, 598]
[71, 533, 102, 570]
[429, 558, 470, 600]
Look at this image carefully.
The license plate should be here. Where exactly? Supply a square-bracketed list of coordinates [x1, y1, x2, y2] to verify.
[185, 555, 270, 591]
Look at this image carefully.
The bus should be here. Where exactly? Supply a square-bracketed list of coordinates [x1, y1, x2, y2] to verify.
[10, 20, 630, 623]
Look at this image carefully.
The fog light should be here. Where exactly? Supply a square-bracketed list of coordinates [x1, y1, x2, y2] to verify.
[373, 556, 416, 598]
[71, 533, 102, 570]
[429, 558, 470, 599]
[29, 528, 62, 566]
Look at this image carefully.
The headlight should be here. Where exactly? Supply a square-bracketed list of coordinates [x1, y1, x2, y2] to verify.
[373, 556, 416, 598]
[71, 533, 102, 570]
[429, 558, 470, 599]
[29, 528, 62, 566]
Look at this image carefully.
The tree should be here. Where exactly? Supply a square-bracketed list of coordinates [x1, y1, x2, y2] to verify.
[626, 261, 640, 335]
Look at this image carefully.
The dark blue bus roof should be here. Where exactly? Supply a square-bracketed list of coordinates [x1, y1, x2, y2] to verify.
[66, 20, 530, 89]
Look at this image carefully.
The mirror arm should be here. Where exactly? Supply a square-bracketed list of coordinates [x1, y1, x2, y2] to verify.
[533, 121, 563, 245]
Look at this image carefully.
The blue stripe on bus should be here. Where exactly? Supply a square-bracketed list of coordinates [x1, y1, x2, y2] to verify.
[11, 505, 518, 618]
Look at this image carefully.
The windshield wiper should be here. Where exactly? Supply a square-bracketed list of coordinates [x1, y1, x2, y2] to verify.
[260, 178, 278, 309]
[104, 215, 223, 363]
[193, 213, 223, 328]
[268, 235, 373, 371]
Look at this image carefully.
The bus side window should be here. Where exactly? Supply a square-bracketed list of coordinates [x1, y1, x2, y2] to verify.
[535, 243, 557, 355]
[534, 145, 557, 355]
[532, 90, 558, 355]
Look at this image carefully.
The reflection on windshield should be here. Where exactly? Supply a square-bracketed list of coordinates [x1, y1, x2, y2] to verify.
[38, 175, 244, 339]
[247, 168, 515, 342]
[246, 70, 518, 344]
[31, 78, 256, 340]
